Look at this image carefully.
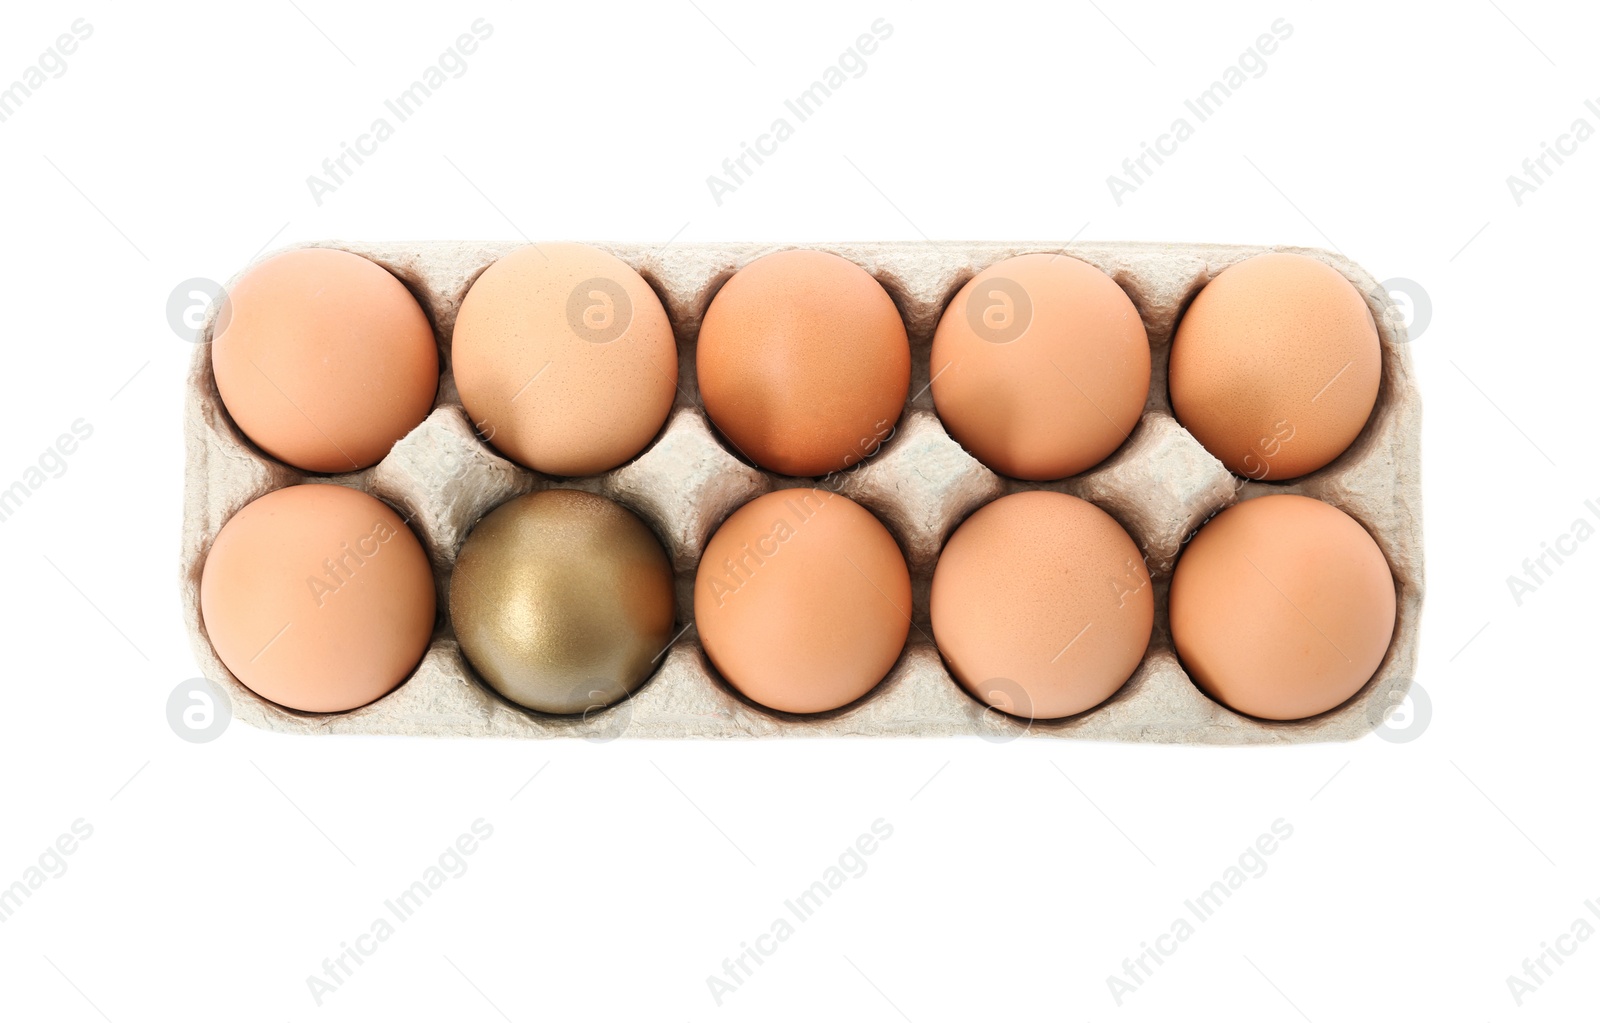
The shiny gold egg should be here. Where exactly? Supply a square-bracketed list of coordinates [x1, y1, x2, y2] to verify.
[449, 489, 676, 715]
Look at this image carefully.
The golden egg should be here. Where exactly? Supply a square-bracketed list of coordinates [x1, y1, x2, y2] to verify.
[449, 489, 675, 715]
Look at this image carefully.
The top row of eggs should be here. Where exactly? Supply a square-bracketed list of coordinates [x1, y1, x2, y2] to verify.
[209, 243, 1383, 484]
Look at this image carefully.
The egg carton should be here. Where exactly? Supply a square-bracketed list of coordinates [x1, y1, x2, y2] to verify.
[179, 240, 1423, 743]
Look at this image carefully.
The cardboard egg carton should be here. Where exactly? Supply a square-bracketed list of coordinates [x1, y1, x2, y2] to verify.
[180, 240, 1423, 743]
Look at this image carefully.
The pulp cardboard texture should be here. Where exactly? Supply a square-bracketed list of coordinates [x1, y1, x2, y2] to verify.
[180, 240, 1423, 743]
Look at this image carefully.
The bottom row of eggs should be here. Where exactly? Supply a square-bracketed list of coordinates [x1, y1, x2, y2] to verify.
[198, 482, 1397, 727]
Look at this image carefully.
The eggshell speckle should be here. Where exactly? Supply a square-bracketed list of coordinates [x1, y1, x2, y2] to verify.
[697, 249, 910, 477]
[1168, 252, 1380, 480]
[452, 242, 678, 476]
[1169, 494, 1396, 721]
[930, 491, 1153, 720]
[694, 488, 912, 714]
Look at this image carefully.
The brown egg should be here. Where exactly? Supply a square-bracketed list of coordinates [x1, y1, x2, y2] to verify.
[452, 243, 678, 476]
[697, 249, 910, 477]
[1168, 252, 1381, 480]
[695, 488, 911, 714]
[930, 253, 1150, 480]
[930, 491, 1153, 720]
[199, 484, 436, 713]
[211, 248, 439, 473]
[1169, 494, 1396, 721]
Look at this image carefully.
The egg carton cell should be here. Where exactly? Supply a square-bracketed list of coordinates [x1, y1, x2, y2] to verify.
[180, 240, 1422, 743]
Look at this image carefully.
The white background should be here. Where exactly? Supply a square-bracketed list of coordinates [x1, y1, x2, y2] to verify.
[1, 1, 1595, 1020]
